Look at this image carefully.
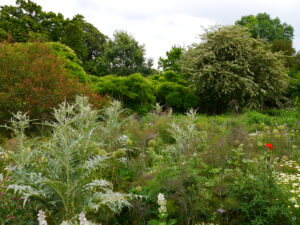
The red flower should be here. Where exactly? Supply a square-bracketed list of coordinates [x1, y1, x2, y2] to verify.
[265, 143, 273, 149]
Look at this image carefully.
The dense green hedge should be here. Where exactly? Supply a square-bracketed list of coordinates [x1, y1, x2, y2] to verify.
[95, 73, 155, 114]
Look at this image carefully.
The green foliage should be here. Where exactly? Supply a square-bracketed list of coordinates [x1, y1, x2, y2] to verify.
[286, 69, 300, 100]
[228, 160, 293, 225]
[95, 73, 155, 114]
[271, 39, 295, 56]
[48, 42, 90, 83]
[1, 98, 299, 224]
[0, 0, 52, 42]
[156, 81, 199, 112]
[61, 14, 88, 62]
[0, 0, 107, 75]
[235, 12, 294, 42]
[158, 45, 184, 74]
[0, 172, 34, 224]
[162, 71, 187, 85]
[97, 31, 154, 76]
[181, 25, 288, 113]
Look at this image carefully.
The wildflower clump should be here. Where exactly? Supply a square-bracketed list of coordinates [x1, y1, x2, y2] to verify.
[157, 193, 167, 217]
[37, 210, 47, 225]
[148, 193, 176, 225]
[273, 157, 300, 221]
[79, 212, 89, 225]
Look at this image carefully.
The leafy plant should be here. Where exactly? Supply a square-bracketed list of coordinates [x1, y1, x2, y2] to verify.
[5, 96, 138, 224]
[181, 25, 288, 113]
[0, 41, 104, 125]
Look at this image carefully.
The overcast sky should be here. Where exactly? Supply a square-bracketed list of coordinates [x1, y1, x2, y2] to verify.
[2, 0, 300, 67]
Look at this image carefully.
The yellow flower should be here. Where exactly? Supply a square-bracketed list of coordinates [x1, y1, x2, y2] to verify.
[41, 156, 47, 163]
[257, 142, 263, 147]
[4, 153, 10, 160]
[126, 139, 133, 147]
[135, 186, 142, 192]
[148, 139, 157, 147]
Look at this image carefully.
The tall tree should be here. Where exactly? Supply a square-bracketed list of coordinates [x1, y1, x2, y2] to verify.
[181, 25, 288, 113]
[98, 31, 153, 76]
[158, 45, 184, 74]
[0, 0, 107, 74]
[235, 13, 294, 43]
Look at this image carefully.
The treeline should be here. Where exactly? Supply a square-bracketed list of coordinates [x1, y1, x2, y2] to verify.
[0, 0, 300, 123]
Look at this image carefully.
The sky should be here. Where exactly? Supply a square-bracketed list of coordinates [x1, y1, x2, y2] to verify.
[2, 0, 300, 67]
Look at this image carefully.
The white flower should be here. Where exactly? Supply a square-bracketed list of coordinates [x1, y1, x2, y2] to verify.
[37, 210, 47, 225]
[79, 212, 89, 225]
[157, 193, 167, 216]
[290, 197, 297, 203]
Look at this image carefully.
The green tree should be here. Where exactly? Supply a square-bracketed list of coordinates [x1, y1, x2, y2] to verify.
[98, 31, 154, 76]
[0, 0, 107, 74]
[158, 45, 184, 74]
[235, 12, 294, 43]
[61, 15, 88, 62]
[271, 39, 295, 56]
[0, 0, 68, 42]
[82, 22, 108, 74]
[181, 25, 288, 114]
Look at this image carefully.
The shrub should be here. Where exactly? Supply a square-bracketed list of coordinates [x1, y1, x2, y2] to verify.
[48, 42, 90, 83]
[95, 73, 155, 114]
[156, 82, 199, 112]
[162, 71, 187, 85]
[0, 41, 104, 125]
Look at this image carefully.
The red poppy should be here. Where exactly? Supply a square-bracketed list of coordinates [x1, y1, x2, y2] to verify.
[265, 143, 273, 149]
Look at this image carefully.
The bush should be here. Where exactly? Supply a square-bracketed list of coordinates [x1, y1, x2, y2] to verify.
[156, 82, 199, 112]
[0, 41, 104, 124]
[95, 73, 155, 114]
[48, 42, 90, 83]
[162, 71, 187, 86]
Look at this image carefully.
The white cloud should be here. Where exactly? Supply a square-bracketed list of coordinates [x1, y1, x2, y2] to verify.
[1, 0, 300, 67]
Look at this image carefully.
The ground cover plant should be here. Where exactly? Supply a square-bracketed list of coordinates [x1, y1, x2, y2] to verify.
[1, 99, 299, 225]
